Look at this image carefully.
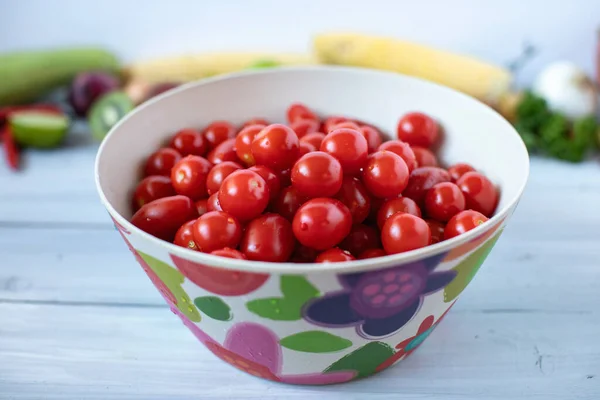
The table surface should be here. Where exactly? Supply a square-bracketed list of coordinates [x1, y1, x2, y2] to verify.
[1, 134, 599, 400]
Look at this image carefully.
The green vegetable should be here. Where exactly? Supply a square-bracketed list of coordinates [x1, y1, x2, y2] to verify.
[9, 111, 69, 148]
[88, 91, 133, 141]
[0, 48, 120, 106]
[514, 91, 598, 162]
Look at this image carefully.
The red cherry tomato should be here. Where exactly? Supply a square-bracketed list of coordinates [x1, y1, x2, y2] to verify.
[251, 124, 299, 171]
[169, 128, 207, 156]
[207, 192, 222, 211]
[381, 213, 431, 254]
[360, 125, 383, 153]
[292, 198, 352, 250]
[195, 199, 209, 216]
[219, 169, 269, 222]
[300, 132, 326, 150]
[192, 211, 242, 253]
[362, 151, 409, 198]
[278, 168, 292, 187]
[210, 248, 247, 259]
[131, 195, 198, 242]
[335, 176, 371, 224]
[339, 224, 380, 256]
[290, 244, 319, 263]
[271, 186, 307, 221]
[329, 121, 361, 132]
[207, 138, 239, 164]
[235, 124, 265, 166]
[206, 161, 242, 195]
[321, 128, 369, 175]
[287, 103, 318, 124]
[448, 163, 476, 182]
[397, 112, 439, 148]
[240, 213, 295, 262]
[132, 175, 176, 211]
[291, 151, 343, 198]
[299, 141, 316, 156]
[203, 120, 236, 150]
[290, 119, 320, 138]
[367, 196, 385, 224]
[144, 147, 182, 177]
[358, 248, 386, 259]
[376, 197, 422, 229]
[456, 172, 499, 217]
[444, 210, 489, 240]
[378, 140, 417, 172]
[170, 155, 212, 200]
[248, 165, 281, 203]
[242, 118, 269, 128]
[174, 219, 199, 250]
[316, 248, 355, 263]
[412, 146, 438, 167]
[426, 219, 446, 244]
[403, 167, 451, 206]
[322, 116, 348, 133]
[425, 182, 466, 222]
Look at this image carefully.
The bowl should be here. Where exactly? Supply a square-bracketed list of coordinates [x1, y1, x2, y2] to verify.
[95, 66, 529, 385]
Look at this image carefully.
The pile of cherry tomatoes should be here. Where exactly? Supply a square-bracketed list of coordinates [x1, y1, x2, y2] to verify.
[130, 103, 499, 263]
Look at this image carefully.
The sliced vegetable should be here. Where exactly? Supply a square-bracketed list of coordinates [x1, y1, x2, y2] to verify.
[88, 91, 134, 141]
[9, 111, 69, 148]
[69, 71, 120, 116]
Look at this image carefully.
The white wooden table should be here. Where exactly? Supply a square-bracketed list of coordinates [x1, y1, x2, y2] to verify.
[1, 133, 599, 399]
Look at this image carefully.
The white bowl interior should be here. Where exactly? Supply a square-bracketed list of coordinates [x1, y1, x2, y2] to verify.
[96, 67, 528, 267]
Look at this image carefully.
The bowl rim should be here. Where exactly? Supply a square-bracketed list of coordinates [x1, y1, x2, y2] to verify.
[95, 65, 529, 274]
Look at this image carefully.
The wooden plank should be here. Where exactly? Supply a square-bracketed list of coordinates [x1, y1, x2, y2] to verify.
[0, 302, 597, 399]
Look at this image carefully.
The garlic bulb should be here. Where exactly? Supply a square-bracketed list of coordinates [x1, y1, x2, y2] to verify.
[533, 61, 598, 120]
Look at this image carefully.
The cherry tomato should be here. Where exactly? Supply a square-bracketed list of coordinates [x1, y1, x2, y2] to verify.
[248, 165, 281, 203]
[444, 210, 489, 240]
[378, 140, 417, 172]
[412, 146, 438, 167]
[367, 196, 385, 224]
[323, 116, 348, 133]
[376, 197, 422, 229]
[144, 147, 182, 177]
[381, 213, 431, 254]
[174, 219, 199, 250]
[425, 182, 466, 222]
[210, 248, 247, 259]
[290, 244, 319, 263]
[329, 121, 361, 132]
[278, 168, 292, 187]
[235, 124, 265, 166]
[170, 155, 212, 200]
[169, 128, 207, 156]
[291, 151, 343, 198]
[287, 103, 318, 124]
[131, 195, 198, 242]
[403, 167, 451, 206]
[321, 128, 369, 175]
[397, 112, 439, 148]
[360, 125, 383, 153]
[206, 161, 243, 195]
[339, 224, 380, 256]
[358, 248, 386, 259]
[448, 163, 476, 182]
[240, 213, 295, 262]
[300, 132, 326, 150]
[335, 176, 371, 224]
[271, 186, 307, 221]
[299, 141, 316, 156]
[316, 248, 355, 263]
[219, 169, 269, 222]
[132, 175, 176, 211]
[192, 211, 243, 253]
[362, 151, 409, 198]
[203, 120, 236, 149]
[207, 138, 239, 164]
[195, 199, 209, 216]
[292, 198, 352, 250]
[290, 119, 320, 138]
[207, 192, 222, 211]
[426, 219, 445, 244]
[242, 118, 269, 128]
[456, 172, 499, 217]
[251, 124, 299, 171]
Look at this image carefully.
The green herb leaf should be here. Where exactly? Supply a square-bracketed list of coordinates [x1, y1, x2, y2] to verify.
[194, 296, 232, 321]
[280, 331, 353, 353]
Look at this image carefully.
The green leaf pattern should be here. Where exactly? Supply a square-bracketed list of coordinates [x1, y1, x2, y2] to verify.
[280, 331, 352, 353]
[194, 296, 233, 321]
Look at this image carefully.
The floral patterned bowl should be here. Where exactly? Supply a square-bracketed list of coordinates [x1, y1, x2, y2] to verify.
[95, 67, 529, 385]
